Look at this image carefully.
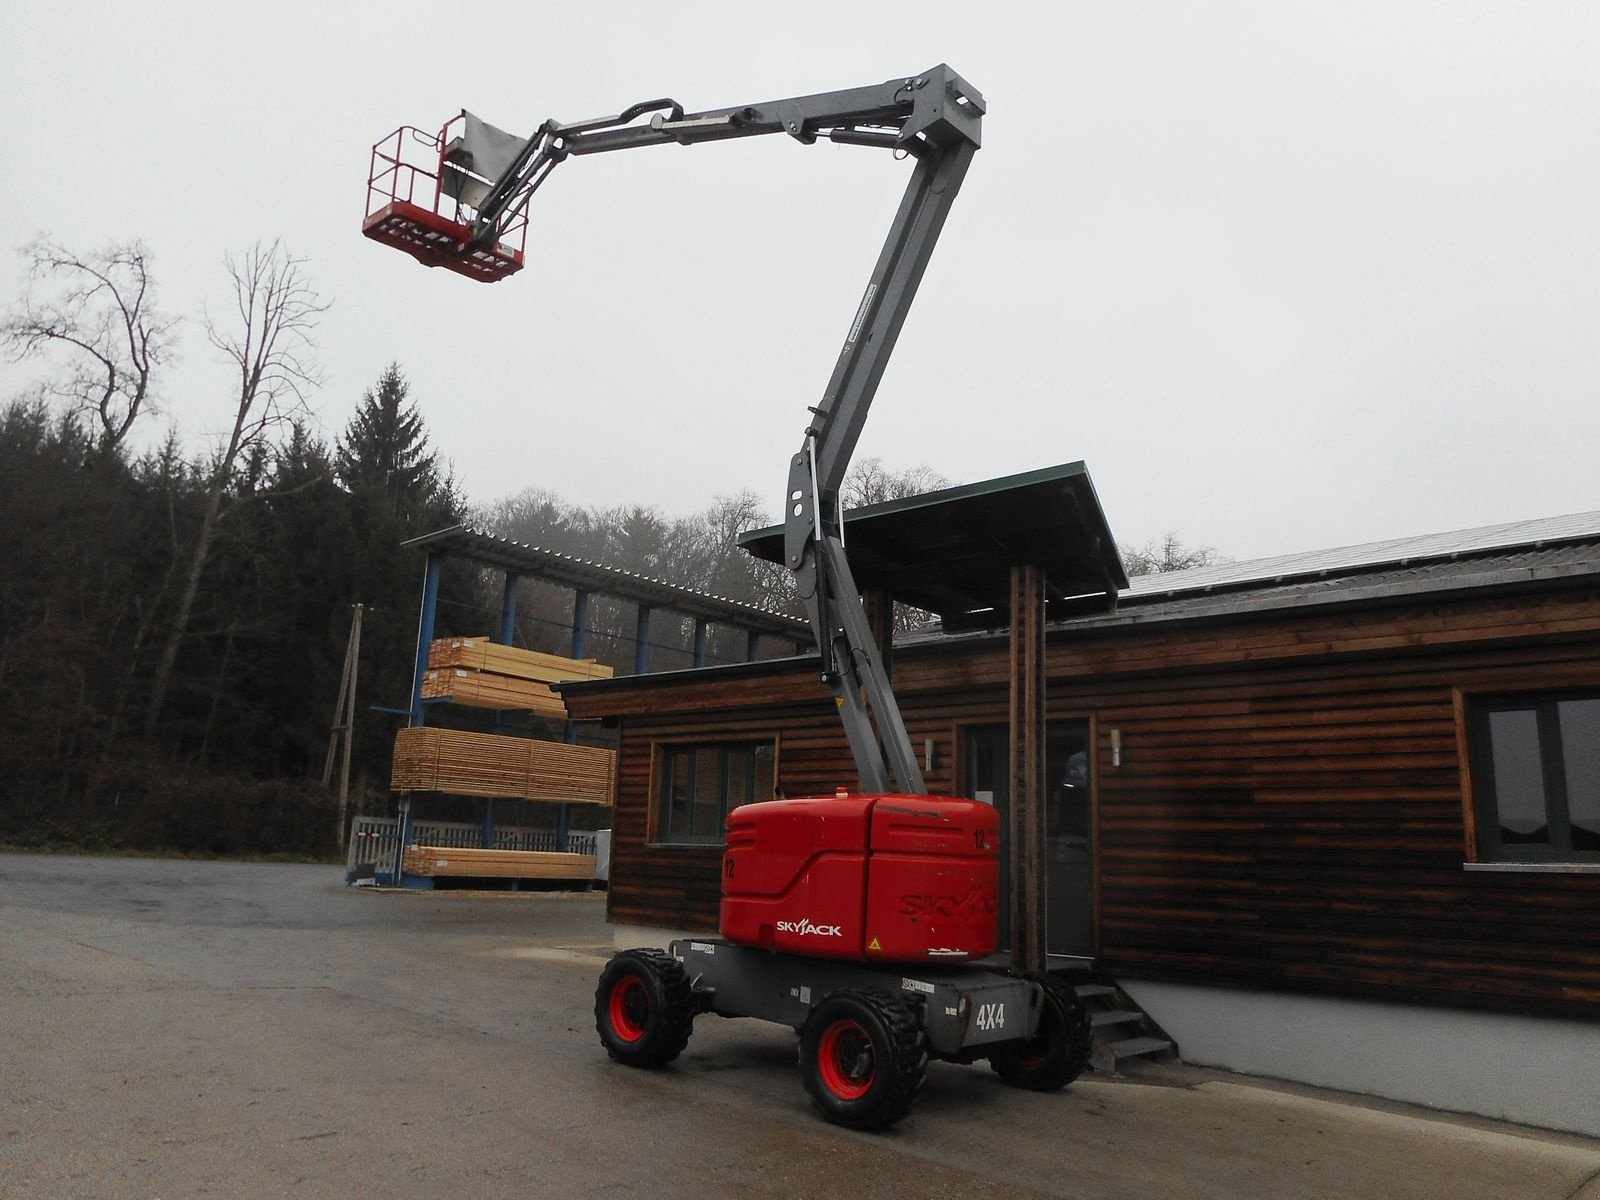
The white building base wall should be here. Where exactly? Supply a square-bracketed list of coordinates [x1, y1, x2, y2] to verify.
[608, 923, 1600, 1138]
[1123, 979, 1600, 1139]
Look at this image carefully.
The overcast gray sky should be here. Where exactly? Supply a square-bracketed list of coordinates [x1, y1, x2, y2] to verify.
[4, 1, 1598, 563]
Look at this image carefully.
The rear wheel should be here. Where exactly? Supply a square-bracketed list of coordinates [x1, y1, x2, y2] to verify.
[594, 948, 695, 1068]
[988, 973, 1091, 1091]
[799, 990, 927, 1131]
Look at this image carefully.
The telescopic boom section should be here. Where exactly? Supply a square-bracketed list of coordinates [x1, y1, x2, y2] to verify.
[372, 66, 984, 795]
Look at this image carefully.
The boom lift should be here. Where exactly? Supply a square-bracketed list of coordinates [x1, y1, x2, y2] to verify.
[364, 67, 1090, 1130]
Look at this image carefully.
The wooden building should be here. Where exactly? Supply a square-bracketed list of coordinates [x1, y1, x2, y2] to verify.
[562, 503, 1600, 1137]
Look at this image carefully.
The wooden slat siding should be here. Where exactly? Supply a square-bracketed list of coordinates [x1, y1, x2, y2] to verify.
[1086, 617, 1600, 1019]
[1453, 686, 1481, 861]
[581, 588, 1600, 1019]
[607, 707, 810, 931]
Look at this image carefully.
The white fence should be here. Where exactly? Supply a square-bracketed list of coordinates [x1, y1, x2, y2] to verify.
[346, 816, 601, 884]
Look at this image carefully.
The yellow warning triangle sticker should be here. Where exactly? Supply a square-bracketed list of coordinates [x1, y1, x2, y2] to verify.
[867, 937, 881, 952]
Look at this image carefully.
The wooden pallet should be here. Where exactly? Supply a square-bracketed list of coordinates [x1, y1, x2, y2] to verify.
[403, 844, 597, 880]
[391, 727, 616, 806]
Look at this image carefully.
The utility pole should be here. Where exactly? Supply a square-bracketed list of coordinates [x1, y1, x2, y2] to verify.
[323, 604, 364, 852]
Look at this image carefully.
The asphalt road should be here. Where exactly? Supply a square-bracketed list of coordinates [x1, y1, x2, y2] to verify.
[4, 853, 1598, 1200]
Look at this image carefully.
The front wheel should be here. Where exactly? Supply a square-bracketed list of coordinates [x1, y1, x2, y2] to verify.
[594, 948, 695, 1068]
[799, 990, 927, 1131]
[988, 973, 1091, 1091]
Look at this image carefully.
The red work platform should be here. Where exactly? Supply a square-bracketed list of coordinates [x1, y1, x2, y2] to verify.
[362, 200, 522, 282]
[362, 122, 526, 283]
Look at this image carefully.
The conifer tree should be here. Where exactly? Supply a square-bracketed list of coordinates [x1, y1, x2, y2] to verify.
[334, 364, 475, 781]
[335, 363, 445, 522]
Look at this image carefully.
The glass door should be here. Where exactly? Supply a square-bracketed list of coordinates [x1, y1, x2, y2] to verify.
[965, 721, 1093, 958]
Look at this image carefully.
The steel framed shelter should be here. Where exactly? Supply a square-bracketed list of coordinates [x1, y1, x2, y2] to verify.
[377, 524, 809, 885]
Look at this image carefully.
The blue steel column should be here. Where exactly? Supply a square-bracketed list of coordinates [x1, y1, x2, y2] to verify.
[399, 552, 444, 887]
[746, 631, 761, 663]
[558, 588, 593, 852]
[570, 589, 590, 660]
[408, 552, 444, 728]
[483, 573, 520, 850]
[693, 619, 709, 668]
[634, 605, 653, 675]
[498, 574, 520, 645]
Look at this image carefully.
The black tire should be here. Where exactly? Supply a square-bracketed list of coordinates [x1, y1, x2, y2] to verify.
[988, 973, 1091, 1091]
[594, 948, 695, 1068]
[799, 990, 927, 1131]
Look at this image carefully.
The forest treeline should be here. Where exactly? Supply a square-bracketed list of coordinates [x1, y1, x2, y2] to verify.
[0, 360, 834, 857]
[0, 239, 1217, 859]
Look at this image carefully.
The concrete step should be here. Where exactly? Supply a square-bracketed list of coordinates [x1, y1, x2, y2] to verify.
[1090, 1008, 1145, 1028]
[1107, 1036, 1173, 1060]
[1075, 983, 1117, 998]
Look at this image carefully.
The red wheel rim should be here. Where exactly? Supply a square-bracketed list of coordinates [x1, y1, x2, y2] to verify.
[1012, 1019, 1052, 1067]
[817, 1018, 875, 1100]
[608, 975, 649, 1042]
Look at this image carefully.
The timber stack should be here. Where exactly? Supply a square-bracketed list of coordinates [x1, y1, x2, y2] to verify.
[402, 845, 599, 880]
[420, 636, 613, 717]
[391, 726, 615, 806]
[396, 638, 617, 887]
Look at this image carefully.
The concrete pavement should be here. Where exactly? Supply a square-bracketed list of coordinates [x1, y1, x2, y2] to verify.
[3, 853, 1598, 1199]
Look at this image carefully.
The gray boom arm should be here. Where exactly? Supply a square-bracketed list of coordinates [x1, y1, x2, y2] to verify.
[470, 66, 984, 794]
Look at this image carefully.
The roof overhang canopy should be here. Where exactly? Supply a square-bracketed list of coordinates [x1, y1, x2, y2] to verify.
[739, 462, 1126, 631]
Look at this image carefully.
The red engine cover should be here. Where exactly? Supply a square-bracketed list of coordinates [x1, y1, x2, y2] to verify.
[719, 793, 999, 962]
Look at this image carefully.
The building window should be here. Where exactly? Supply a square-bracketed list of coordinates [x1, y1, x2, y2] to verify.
[655, 741, 776, 845]
[1470, 692, 1600, 862]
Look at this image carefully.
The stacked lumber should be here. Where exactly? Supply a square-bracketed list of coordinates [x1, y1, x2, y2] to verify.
[429, 638, 614, 683]
[421, 668, 566, 716]
[403, 844, 597, 880]
[391, 727, 616, 806]
[422, 637, 613, 718]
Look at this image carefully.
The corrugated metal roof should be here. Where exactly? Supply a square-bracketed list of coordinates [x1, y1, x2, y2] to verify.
[875, 535, 1600, 648]
[1106, 539, 1600, 628]
[402, 524, 810, 639]
[1124, 510, 1600, 600]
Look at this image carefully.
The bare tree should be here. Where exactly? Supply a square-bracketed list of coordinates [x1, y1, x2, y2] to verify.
[838, 458, 953, 633]
[841, 457, 952, 510]
[690, 490, 769, 589]
[1, 237, 177, 448]
[1121, 532, 1226, 577]
[144, 241, 328, 736]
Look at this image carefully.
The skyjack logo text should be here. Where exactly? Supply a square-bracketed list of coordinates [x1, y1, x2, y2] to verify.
[898, 889, 996, 920]
[777, 918, 843, 938]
